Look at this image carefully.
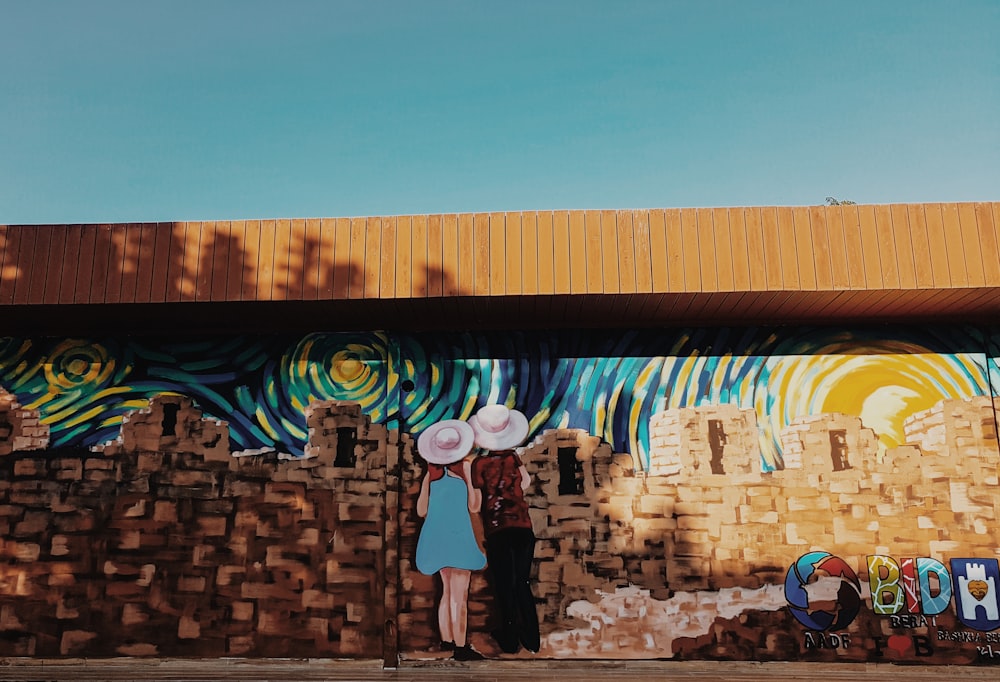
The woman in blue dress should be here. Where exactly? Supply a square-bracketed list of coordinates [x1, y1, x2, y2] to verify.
[416, 419, 486, 661]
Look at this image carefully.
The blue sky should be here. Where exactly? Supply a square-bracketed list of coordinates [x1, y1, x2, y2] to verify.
[1, 1, 997, 224]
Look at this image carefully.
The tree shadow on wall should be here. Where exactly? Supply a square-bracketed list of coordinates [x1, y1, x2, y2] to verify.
[0, 220, 364, 334]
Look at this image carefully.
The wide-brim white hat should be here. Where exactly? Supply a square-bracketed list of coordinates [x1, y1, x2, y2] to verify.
[468, 405, 529, 451]
[417, 419, 475, 464]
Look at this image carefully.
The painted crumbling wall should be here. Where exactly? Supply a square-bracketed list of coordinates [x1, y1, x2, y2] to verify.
[0, 389, 49, 456]
[520, 429, 661, 620]
[780, 412, 880, 471]
[1, 391, 999, 661]
[648, 404, 760, 477]
[642, 399, 1000, 591]
[497, 399, 1000, 624]
[108, 394, 230, 462]
[487, 398, 1000, 661]
[0, 396, 393, 658]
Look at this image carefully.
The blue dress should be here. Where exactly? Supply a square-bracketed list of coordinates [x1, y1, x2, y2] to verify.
[416, 474, 487, 575]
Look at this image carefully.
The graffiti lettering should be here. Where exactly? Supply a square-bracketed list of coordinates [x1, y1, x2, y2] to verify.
[951, 559, 1000, 632]
[890, 614, 936, 629]
[938, 630, 982, 642]
[803, 632, 851, 649]
[865, 555, 953, 616]
[872, 634, 934, 657]
[913, 635, 935, 657]
[793, 553, 1000, 634]
[916, 558, 953, 615]
[867, 555, 904, 615]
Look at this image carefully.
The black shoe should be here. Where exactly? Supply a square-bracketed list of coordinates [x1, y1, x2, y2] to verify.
[453, 644, 485, 661]
[519, 634, 540, 654]
[491, 629, 520, 654]
[439, 640, 455, 652]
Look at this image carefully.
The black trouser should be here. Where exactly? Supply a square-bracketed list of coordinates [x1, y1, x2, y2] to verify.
[485, 527, 540, 652]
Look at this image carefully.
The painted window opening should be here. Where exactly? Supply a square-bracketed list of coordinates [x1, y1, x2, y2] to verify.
[708, 419, 727, 474]
[829, 429, 850, 471]
[557, 446, 584, 495]
[161, 402, 179, 437]
[335, 426, 358, 468]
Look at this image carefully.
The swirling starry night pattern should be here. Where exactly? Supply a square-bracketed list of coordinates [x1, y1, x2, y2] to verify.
[0, 326, 995, 466]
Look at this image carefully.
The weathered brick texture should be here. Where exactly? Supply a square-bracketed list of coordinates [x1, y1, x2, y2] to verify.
[645, 401, 1000, 592]
[520, 429, 665, 619]
[0, 396, 390, 658]
[107, 394, 229, 462]
[1, 394, 998, 660]
[0, 390, 49, 456]
[398, 397, 1000, 657]
[649, 404, 759, 478]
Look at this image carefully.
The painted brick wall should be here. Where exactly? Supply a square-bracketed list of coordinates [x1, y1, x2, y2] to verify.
[0, 398, 391, 658]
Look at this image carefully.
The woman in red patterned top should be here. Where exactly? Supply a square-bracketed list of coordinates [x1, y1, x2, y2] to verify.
[468, 405, 541, 654]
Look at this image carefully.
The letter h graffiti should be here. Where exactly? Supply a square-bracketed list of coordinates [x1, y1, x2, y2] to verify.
[951, 559, 1000, 632]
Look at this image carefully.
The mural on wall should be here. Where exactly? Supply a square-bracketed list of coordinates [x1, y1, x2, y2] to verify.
[2, 326, 993, 467]
[0, 333, 391, 456]
[0, 325, 998, 663]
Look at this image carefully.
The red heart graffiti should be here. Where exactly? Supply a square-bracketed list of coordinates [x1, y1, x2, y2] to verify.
[888, 635, 911, 655]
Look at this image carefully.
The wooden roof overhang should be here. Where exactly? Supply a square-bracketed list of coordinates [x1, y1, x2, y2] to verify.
[1, 202, 998, 335]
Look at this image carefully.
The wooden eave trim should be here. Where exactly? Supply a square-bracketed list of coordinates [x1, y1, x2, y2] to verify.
[2, 202, 998, 331]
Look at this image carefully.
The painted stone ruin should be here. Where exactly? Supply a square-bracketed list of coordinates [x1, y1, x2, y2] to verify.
[1, 387, 1000, 663]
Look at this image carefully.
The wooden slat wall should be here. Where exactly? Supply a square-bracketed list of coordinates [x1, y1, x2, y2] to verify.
[2, 202, 999, 326]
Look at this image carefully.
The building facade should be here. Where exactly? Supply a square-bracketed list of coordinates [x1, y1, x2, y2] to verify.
[1, 203, 999, 671]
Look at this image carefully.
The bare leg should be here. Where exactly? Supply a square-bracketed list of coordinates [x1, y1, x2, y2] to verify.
[446, 569, 472, 647]
[442, 568, 482, 660]
[438, 569, 455, 646]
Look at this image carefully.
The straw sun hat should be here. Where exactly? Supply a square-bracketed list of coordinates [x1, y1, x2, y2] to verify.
[468, 404, 529, 451]
[416, 419, 475, 465]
